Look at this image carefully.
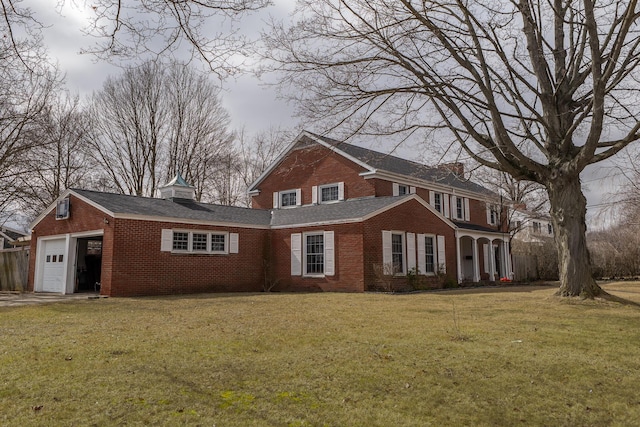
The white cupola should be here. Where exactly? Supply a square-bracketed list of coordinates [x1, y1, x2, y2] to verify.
[159, 172, 196, 200]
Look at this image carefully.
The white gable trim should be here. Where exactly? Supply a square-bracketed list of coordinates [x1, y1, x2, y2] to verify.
[29, 189, 115, 230]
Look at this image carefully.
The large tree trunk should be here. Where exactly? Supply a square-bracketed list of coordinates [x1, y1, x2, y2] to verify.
[547, 175, 604, 297]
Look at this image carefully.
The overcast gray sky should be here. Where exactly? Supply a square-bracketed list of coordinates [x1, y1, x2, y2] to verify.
[26, 0, 625, 226]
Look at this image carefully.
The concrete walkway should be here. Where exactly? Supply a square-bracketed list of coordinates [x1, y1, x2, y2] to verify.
[0, 292, 102, 307]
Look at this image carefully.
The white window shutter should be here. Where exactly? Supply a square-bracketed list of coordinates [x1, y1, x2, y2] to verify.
[392, 183, 400, 196]
[450, 195, 457, 219]
[273, 192, 279, 209]
[291, 233, 302, 276]
[483, 243, 489, 272]
[382, 230, 392, 266]
[429, 191, 435, 206]
[486, 204, 492, 225]
[417, 234, 426, 275]
[338, 182, 345, 200]
[464, 198, 470, 221]
[409, 186, 416, 194]
[229, 233, 239, 254]
[161, 229, 173, 252]
[312, 186, 318, 204]
[295, 188, 302, 206]
[324, 231, 335, 276]
[443, 194, 450, 218]
[437, 235, 446, 273]
[406, 232, 416, 272]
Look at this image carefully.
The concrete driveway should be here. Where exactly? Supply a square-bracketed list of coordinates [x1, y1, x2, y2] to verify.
[0, 292, 102, 307]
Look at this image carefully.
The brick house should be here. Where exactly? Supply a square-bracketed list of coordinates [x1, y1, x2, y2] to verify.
[28, 131, 512, 296]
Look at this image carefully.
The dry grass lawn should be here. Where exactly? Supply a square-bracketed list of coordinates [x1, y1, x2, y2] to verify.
[1, 282, 640, 426]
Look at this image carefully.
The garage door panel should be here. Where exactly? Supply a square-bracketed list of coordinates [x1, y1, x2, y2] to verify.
[40, 239, 66, 293]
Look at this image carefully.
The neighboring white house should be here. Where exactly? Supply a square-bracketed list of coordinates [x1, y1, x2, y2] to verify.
[510, 205, 554, 244]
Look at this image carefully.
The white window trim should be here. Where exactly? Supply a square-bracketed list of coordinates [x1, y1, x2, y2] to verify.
[161, 229, 238, 255]
[417, 233, 438, 276]
[382, 230, 406, 275]
[291, 231, 335, 277]
[275, 189, 302, 209]
[317, 182, 344, 204]
[393, 183, 413, 197]
[303, 232, 325, 277]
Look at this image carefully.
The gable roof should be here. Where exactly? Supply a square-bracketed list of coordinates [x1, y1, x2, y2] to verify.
[271, 194, 455, 228]
[248, 131, 496, 198]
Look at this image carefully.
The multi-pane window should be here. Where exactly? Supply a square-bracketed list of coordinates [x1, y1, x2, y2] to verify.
[173, 232, 189, 251]
[170, 231, 228, 253]
[398, 185, 408, 196]
[456, 197, 464, 220]
[306, 234, 324, 274]
[192, 233, 208, 252]
[392, 233, 404, 274]
[533, 221, 541, 233]
[320, 185, 339, 202]
[425, 236, 435, 274]
[281, 191, 297, 207]
[211, 234, 226, 252]
[547, 223, 553, 235]
[433, 193, 442, 213]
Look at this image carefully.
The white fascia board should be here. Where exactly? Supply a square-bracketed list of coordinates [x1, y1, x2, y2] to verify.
[271, 218, 363, 230]
[111, 213, 271, 230]
[246, 131, 307, 192]
[456, 228, 509, 241]
[361, 170, 497, 201]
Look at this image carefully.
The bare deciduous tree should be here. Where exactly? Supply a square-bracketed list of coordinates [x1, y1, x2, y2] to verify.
[265, 0, 640, 298]
[15, 93, 91, 220]
[1, 0, 62, 224]
[89, 61, 234, 199]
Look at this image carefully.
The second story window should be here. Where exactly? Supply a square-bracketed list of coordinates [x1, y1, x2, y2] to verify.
[533, 221, 541, 233]
[281, 191, 297, 207]
[398, 185, 408, 196]
[456, 197, 464, 219]
[433, 193, 442, 213]
[547, 223, 553, 235]
[320, 184, 339, 202]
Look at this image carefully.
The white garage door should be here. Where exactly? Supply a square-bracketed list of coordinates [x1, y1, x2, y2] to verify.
[41, 239, 66, 293]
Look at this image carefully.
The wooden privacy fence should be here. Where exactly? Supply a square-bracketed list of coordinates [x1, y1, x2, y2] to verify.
[0, 248, 29, 292]
[512, 253, 539, 281]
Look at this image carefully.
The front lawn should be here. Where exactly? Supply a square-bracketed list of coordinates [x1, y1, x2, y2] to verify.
[1, 283, 639, 426]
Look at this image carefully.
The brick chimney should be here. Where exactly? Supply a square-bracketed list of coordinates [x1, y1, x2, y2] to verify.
[439, 162, 464, 177]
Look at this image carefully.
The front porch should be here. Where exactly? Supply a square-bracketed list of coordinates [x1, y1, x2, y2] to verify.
[455, 225, 512, 284]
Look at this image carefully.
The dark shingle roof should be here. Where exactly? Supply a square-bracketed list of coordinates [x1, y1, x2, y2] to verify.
[72, 189, 272, 226]
[271, 196, 411, 227]
[307, 133, 495, 196]
[452, 221, 503, 233]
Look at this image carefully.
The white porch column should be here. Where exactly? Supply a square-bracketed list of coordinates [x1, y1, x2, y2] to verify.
[489, 241, 496, 282]
[472, 238, 480, 282]
[503, 237, 513, 279]
[456, 232, 463, 284]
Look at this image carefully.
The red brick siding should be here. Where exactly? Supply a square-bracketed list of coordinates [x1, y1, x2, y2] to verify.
[109, 220, 268, 297]
[362, 199, 457, 291]
[252, 145, 375, 209]
[28, 195, 114, 293]
[270, 223, 365, 292]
